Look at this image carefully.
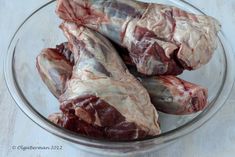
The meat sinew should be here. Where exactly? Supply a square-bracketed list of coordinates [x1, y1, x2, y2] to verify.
[56, 0, 221, 76]
[38, 23, 161, 140]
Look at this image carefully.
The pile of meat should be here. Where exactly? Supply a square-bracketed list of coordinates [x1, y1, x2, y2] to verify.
[36, 0, 220, 140]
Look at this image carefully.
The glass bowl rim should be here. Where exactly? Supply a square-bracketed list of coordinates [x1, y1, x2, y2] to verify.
[3, 0, 235, 150]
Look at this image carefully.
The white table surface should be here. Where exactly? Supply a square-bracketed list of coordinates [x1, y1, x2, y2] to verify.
[0, 0, 235, 157]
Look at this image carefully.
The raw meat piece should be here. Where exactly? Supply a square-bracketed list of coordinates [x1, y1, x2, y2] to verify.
[140, 75, 208, 115]
[37, 23, 161, 140]
[56, 0, 220, 75]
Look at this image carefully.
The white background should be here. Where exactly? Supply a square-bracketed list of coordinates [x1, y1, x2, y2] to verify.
[0, 0, 235, 157]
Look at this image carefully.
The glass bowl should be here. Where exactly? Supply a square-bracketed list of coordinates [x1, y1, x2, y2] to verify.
[4, 0, 235, 155]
